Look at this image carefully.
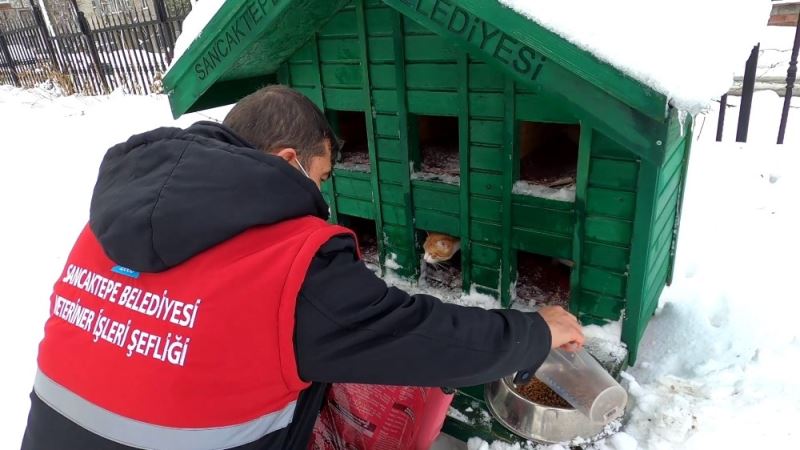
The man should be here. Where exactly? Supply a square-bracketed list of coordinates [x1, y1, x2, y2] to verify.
[22, 85, 584, 450]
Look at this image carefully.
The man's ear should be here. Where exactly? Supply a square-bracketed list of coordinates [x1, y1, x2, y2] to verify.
[274, 148, 297, 163]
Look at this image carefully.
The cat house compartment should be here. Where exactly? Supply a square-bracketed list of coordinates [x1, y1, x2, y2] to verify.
[338, 214, 379, 270]
[515, 122, 579, 201]
[411, 115, 460, 185]
[515, 251, 571, 309]
[329, 110, 370, 171]
[418, 230, 462, 292]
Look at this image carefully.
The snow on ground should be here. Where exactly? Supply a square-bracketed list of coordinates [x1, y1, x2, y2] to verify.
[0, 85, 231, 448]
[499, 0, 772, 114]
[0, 84, 798, 450]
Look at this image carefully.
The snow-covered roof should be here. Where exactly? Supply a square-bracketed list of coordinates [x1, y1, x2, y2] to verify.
[498, 0, 772, 114]
[169, 0, 772, 116]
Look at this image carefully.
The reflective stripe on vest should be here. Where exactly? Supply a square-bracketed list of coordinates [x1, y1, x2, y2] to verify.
[34, 369, 295, 450]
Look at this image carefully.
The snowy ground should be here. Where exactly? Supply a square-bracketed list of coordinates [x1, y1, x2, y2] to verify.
[1, 85, 798, 450]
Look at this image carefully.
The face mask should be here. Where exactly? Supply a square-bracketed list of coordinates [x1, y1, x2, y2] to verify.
[296, 158, 331, 216]
[295, 159, 311, 179]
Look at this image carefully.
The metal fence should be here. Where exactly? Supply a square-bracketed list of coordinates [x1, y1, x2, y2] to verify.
[0, 0, 189, 95]
[717, 13, 799, 145]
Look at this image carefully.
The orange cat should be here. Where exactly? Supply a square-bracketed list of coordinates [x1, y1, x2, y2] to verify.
[423, 232, 460, 264]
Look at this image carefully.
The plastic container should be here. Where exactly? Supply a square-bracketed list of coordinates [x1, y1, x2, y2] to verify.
[534, 348, 627, 424]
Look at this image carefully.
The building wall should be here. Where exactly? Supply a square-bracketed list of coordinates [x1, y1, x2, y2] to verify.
[770, 1, 800, 26]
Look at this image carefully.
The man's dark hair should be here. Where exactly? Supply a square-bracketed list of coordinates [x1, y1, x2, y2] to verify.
[223, 85, 340, 166]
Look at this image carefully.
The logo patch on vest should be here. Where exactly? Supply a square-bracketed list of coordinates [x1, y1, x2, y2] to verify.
[112, 265, 140, 279]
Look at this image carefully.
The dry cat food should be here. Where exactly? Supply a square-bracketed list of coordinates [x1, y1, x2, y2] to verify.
[516, 378, 573, 409]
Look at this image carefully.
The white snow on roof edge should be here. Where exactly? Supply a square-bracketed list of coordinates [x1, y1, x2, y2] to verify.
[168, 1, 772, 116]
[498, 0, 773, 115]
[168, 0, 226, 73]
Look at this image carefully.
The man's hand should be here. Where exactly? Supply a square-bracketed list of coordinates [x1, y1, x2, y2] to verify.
[537, 306, 585, 352]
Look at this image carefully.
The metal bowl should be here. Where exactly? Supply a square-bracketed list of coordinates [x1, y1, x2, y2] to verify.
[485, 376, 607, 444]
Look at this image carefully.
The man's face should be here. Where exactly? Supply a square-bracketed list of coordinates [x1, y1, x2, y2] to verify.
[302, 140, 333, 190]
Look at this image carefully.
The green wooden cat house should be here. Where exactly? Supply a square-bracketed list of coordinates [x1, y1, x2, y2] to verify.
[164, 0, 693, 443]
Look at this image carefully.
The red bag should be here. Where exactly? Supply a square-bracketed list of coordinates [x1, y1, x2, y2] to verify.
[309, 384, 454, 450]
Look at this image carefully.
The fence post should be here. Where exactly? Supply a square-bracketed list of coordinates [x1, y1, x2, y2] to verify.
[0, 29, 20, 86]
[153, 0, 174, 54]
[736, 44, 759, 143]
[69, 0, 109, 93]
[777, 13, 800, 145]
[30, 0, 59, 69]
[716, 94, 728, 142]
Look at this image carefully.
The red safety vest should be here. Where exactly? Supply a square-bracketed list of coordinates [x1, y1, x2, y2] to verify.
[35, 216, 353, 448]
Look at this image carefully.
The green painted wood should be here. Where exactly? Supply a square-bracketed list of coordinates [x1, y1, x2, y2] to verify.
[375, 113, 401, 137]
[583, 241, 629, 272]
[470, 171, 503, 197]
[470, 196, 502, 221]
[319, 6, 358, 37]
[324, 87, 367, 110]
[570, 125, 592, 316]
[333, 174, 373, 200]
[336, 196, 375, 218]
[164, 0, 351, 117]
[321, 63, 364, 88]
[577, 290, 625, 320]
[355, 0, 386, 274]
[457, 50, 474, 292]
[470, 119, 504, 145]
[511, 204, 574, 237]
[471, 243, 502, 267]
[581, 266, 627, 298]
[367, 36, 395, 62]
[381, 0, 666, 163]
[387, 0, 667, 120]
[407, 90, 459, 115]
[586, 187, 636, 219]
[469, 93, 504, 118]
[622, 160, 659, 364]
[667, 116, 694, 285]
[405, 63, 459, 90]
[588, 158, 639, 191]
[372, 89, 398, 111]
[500, 79, 516, 307]
[511, 192, 574, 211]
[404, 34, 458, 61]
[511, 229, 572, 260]
[377, 160, 408, 182]
[470, 145, 503, 172]
[472, 265, 501, 291]
[415, 209, 460, 235]
[468, 62, 504, 92]
[319, 37, 361, 63]
[391, 11, 422, 280]
[584, 217, 633, 246]
[471, 219, 502, 244]
[365, 6, 394, 36]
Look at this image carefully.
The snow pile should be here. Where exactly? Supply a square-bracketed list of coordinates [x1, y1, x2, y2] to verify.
[499, 0, 772, 114]
[170, 0, 226, 69]
[512, 181, 575, 202]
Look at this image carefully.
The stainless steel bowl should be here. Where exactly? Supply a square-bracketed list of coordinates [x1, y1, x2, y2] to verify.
[485, 376, 607, 444]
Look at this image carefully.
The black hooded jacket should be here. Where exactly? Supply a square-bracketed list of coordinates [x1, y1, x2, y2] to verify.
[22, 122, 552, 450]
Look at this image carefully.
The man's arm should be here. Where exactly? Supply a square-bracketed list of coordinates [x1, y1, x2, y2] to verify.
[294, 235, 554, 387]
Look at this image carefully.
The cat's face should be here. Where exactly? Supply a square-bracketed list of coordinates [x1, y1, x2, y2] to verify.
[423, 233, 460, 264]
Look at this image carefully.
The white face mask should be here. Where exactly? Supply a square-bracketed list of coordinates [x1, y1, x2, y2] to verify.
[295, 159, 311, 179]
[295, 157, 331, 217]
